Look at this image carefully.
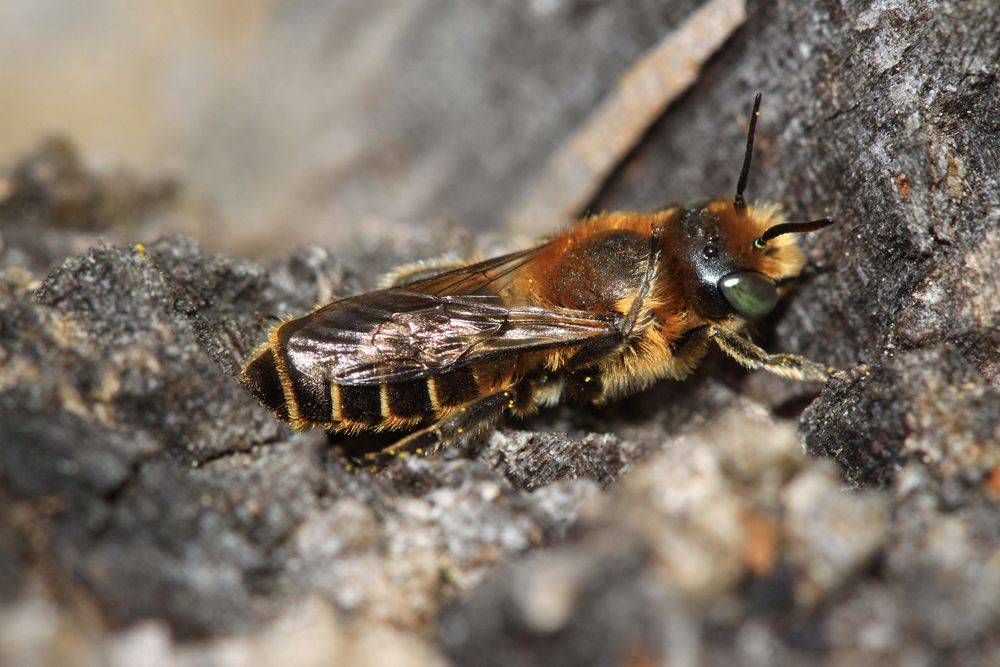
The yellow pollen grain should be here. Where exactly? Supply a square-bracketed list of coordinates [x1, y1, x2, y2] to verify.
[415, 448, 424, 455]
[507, 400, 514, 408]
[135, 243, 146, 257]
[398, 452, 408, 459]
[457, 427, 464, 434]
[584, 376, 592, 382]
[460, 406, 467, 412]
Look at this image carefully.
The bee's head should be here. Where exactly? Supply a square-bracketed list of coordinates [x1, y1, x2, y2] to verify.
[667, 94, 833, 321]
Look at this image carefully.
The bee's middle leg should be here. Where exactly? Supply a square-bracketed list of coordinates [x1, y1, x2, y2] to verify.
[565, 366, 605, 404]
[561, 328, 630, 405]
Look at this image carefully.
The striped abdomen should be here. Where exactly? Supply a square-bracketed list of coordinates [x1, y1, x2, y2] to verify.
[242, 345, 484, 432]
[239, 285, 572, 432]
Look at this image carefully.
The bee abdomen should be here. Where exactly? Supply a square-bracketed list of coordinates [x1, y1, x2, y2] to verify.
[242, 348, 290, 422]
[242, 346, 334, 425]
[383, 380, 433, 420]
[427, 366, 479, 410]
[334, 384, 382, 425]
[243, 348, 485, 429]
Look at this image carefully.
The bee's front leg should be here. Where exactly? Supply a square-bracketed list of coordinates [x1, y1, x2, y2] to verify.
[710, 326, 835, 382]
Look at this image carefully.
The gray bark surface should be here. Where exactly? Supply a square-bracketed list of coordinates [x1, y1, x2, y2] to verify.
[1, 1, 998, 665]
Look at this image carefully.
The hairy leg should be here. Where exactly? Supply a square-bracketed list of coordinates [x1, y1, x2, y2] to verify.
[710, 326, 834, 382]
[354, 386, 517, 471]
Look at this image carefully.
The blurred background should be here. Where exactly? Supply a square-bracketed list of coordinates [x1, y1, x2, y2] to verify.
[0, 0, 710, 259]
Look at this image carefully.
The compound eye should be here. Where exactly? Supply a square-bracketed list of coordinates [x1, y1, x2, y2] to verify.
[718, 271, 778, 319]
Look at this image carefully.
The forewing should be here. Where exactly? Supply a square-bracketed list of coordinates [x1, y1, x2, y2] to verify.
[282, 288, 617, 386]
[401, 245, 547, 296]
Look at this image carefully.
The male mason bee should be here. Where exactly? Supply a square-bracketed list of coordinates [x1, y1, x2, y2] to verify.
[242, 95, 835, 469]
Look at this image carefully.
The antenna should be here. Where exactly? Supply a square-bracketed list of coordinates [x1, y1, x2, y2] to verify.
[757, 218, 834, 245]
[734, 92, 762, 213]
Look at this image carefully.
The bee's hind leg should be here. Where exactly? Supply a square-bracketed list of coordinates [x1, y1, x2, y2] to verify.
[359, 386, 522, 471]
[710, 326, 836, 382]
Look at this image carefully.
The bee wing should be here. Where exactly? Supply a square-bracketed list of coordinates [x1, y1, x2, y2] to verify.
[400, 245, 546, 296]
[283, 288, 617, 386]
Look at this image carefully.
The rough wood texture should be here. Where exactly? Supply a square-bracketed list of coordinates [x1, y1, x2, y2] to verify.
[1, 1, 998, 665]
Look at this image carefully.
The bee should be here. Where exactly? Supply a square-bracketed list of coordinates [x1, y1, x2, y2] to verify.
[242, 94, 835, 469]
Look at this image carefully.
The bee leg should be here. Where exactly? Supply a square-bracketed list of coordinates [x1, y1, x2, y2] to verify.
[360, 386, 519, 471]
[378, 258, 470, 288]
[710, 327, 835, 382]
[620, 224, 665, 336]
[565, 367, 604, 404]
[562, 333, 628, 404]
[671, 325, 711, 353]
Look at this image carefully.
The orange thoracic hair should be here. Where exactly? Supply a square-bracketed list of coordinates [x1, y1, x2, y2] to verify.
[521, 202, 805, 325]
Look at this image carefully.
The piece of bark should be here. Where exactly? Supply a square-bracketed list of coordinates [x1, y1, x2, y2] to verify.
[506, 0, 746, 234]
